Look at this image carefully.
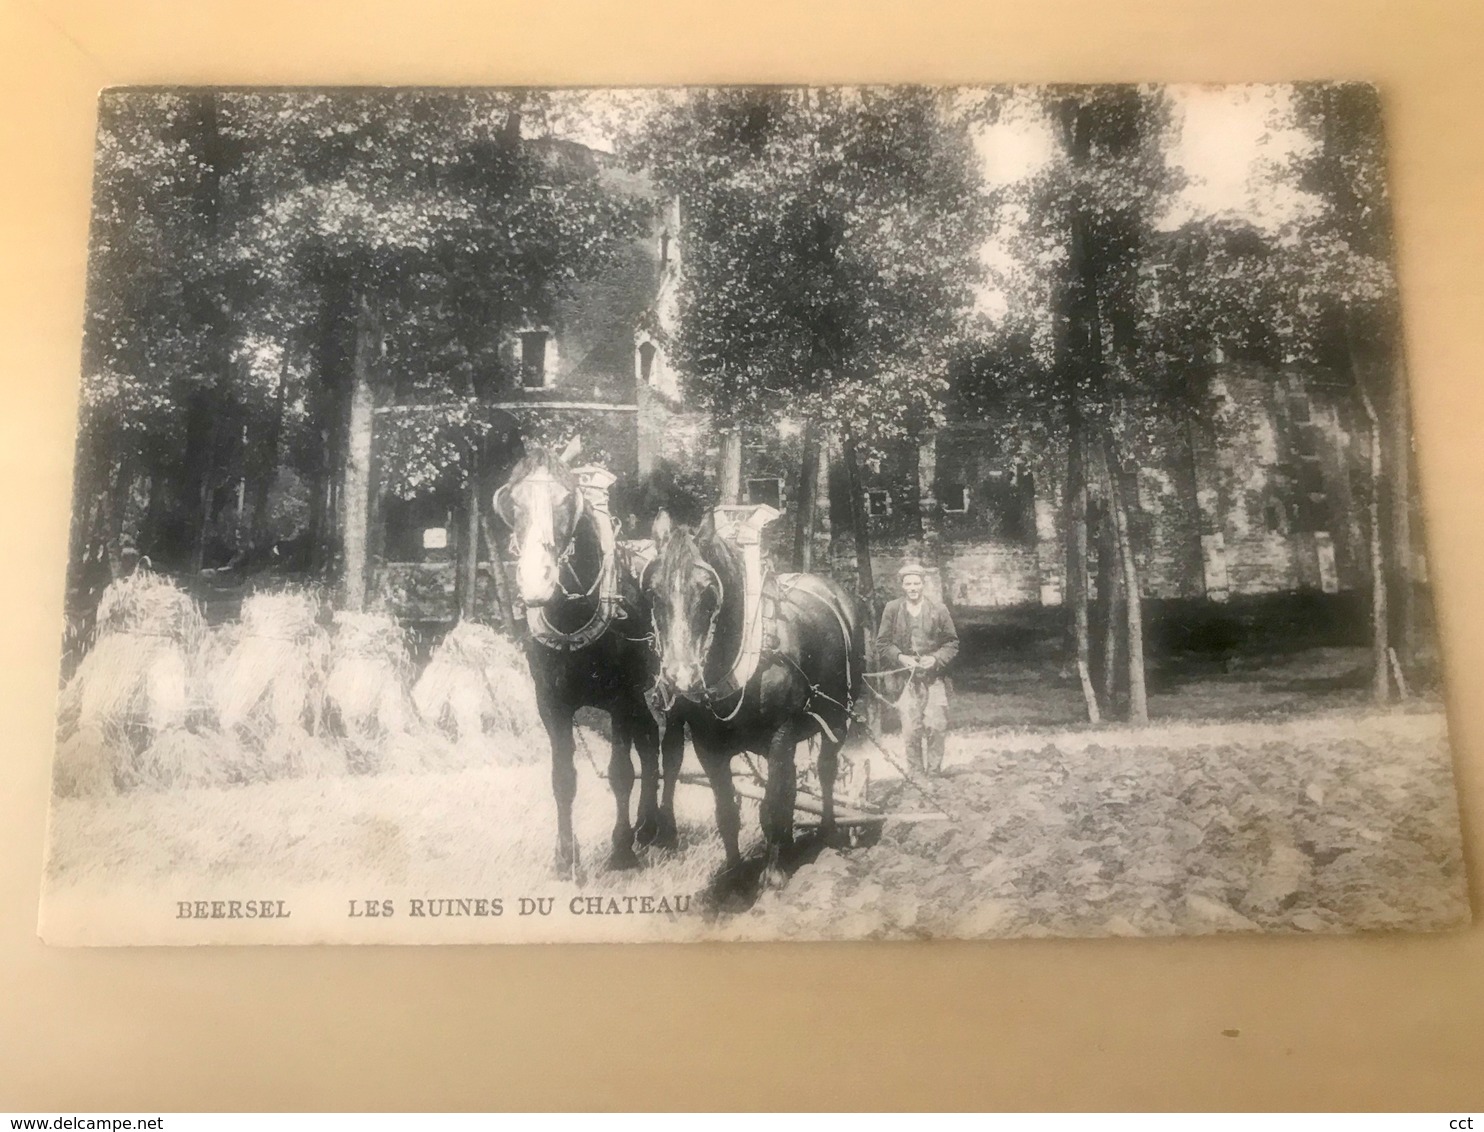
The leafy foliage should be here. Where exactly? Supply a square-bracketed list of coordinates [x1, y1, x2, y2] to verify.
[72, 88, 647, 597]
[626, 87, 992, 449]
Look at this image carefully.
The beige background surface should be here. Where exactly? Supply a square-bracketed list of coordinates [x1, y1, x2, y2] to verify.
[2, 0, 1482, 1111]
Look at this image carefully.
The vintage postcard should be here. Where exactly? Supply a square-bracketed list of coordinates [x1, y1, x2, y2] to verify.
[40, 83, 1469, 944]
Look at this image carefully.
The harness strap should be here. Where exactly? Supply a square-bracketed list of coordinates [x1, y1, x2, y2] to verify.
[527, 500, 624, 652]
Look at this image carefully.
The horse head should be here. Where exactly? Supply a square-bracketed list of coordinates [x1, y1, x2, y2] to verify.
[493, 440, 584, 608]
[648, 516, 729, 701]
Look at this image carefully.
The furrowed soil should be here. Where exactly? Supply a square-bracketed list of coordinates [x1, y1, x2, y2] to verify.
[44, 708, 1469, 942]
[728, 709, 1469, 940]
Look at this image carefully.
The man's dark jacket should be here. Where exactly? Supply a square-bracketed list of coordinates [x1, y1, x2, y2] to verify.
[877, 597, 960, 677]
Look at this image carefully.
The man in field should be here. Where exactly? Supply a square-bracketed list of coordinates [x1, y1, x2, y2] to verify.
[877, 563, 959, 777]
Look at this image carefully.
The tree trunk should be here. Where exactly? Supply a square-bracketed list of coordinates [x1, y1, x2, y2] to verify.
[102, 456, 133, 580]
[339, 294, 379, 611]
[1097, 492, 1122, 709]
[479, 512, 518, 636]
[1102, 437, 1147, 724]
[1360, 387, 1390, 705]
[141, 472, 168, 558]
[190, 412, 223, 577]
[842, 435, 876, 609]
[1389, 350, 1416, 669]
[792, 435, 820, 572]
[249, 347, 291, 543]
[307, 430, 331, 574]
[474, 447, 520, 636]
[458, 452, 481, 622]
[1066, 425, 1099, 723]
[1346, 309, 1391, 705]
[719, 426, 743, 505]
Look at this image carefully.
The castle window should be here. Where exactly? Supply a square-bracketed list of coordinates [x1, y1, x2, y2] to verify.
[981, 470, 1034, 543]
[746, 477, 782, 510]
[1264, 498, 1288, 534]
[638, 341, 658, 386]
[940, 483, 970, 514]
[520, 331, 549, 388]
[865, 489, 893, 518]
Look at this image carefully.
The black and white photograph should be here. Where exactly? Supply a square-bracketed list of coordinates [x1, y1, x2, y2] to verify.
[40, 82, 1469, 944]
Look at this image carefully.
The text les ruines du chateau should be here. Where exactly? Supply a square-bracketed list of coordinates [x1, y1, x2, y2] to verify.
[348, 894, 693, 918]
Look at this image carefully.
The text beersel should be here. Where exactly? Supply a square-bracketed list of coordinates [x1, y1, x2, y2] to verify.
[176, 899, 291, 919]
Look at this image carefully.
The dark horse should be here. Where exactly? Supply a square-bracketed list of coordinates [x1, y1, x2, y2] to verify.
[494, 446, 683, 878]
[648, 510, 865, 890]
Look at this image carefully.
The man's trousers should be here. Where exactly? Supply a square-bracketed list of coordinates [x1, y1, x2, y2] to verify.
[896, 675, 949, 776]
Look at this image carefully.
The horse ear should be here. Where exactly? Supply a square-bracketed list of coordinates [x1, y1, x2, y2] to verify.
[558, 436, 583, 464]
[492, 484, 516, 527]
[652, 509, 673, 546]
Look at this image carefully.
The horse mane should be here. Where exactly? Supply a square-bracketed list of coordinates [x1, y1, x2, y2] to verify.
[506, 446, 578, 492]
[651, 525, 705, 599]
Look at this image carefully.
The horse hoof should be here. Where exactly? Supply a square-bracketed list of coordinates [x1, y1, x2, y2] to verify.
[608, 845, 641, 871]
[634, 817, 660, 848]
[760, 845, 790, 892]
[554, 843, 585, 885]
[707, 861, 755, 910]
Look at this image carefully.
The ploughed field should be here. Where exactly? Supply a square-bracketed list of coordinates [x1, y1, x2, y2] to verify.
[46, 707, 1468, 941]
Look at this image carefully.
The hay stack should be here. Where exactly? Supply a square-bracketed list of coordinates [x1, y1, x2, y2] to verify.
[55, 572, 204, 793]
[137, 727, 236, 791]
[94, 568, 205, 645]
[54, 571, 202, 794]
[255, 730, 350, 780]
[53, 725, 119, 799]
[214, 589, 327, 738]
[412, 621, 541, 762]
[65, 570, 203, 736]
[326, 609, 412, 748]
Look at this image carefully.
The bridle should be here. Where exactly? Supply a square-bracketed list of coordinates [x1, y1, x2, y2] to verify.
[501, 466, 620, 650]
[691, 557, 726, 672]
[660, 542, 747, 720]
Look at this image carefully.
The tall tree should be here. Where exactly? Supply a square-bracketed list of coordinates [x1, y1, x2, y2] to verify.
[73, 89, 645, 626]
[961, 86, 1183, 723]
[626, 87, 991, 601]
[1282, 83, 1411, 701]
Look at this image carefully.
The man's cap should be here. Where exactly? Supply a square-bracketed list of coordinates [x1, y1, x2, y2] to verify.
[897, 562, 927, 581]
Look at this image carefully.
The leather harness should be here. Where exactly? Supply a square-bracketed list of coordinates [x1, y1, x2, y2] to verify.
[525, 484, 626, 653]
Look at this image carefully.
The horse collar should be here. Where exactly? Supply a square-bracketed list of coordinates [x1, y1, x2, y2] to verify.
[527, 502, 623, 652]
[687, 549, 769, 713]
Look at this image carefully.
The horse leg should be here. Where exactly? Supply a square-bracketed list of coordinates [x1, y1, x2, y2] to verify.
[817, 733, 843, 842]
[761, 726, 798, 890]
[655, 714, 685, 850]
[606, 714, 640, 871]
[699, 748, 742, 871]
[631, 710, 662, 849]
[540, 702, 582, 881]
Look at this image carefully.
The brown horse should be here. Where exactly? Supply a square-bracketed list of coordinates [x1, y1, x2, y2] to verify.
[648, 511, 865, 891]
[494, 446, 683, 878]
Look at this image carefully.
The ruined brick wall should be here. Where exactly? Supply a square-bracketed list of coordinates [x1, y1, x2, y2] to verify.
[1197, 367, 1359, 600]
[805, 365, 1361, 615]
[1121, 421, 1205, 601]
